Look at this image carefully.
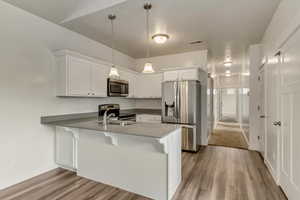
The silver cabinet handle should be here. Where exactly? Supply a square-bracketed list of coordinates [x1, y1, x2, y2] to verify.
[273, 121, 282, 126]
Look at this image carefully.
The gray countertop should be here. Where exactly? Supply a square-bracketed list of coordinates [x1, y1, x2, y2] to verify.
[43, 117, 178, 139]
[41, 109, 179, 139]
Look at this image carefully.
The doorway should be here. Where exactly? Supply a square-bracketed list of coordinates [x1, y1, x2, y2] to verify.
[209, 88, 248, 149]
[219, 88, 238, 123]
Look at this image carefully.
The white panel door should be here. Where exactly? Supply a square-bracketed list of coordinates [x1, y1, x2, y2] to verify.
[91, 64, 109, 97]
[258, 68, 266, 156]
[265, 55, 280, 179]
[279, 29, 300, 199]
[68, 56, 91, 96]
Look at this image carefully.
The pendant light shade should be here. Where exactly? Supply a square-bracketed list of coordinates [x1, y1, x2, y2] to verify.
[143, 3, 154, 74]
[109, 66, 120, 77]
[108, 14, 120, 79]
[142, 62, 154, 73]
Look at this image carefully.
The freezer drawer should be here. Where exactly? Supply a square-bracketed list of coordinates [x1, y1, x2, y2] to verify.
[181, 126, 199, 152]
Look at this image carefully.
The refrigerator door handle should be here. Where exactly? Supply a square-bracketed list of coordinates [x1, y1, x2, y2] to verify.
[174, 82, 178, 119]
[176, 81, 180, 122]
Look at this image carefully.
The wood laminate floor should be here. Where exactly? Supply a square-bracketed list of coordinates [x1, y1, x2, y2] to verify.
[0, 146, 286, 200]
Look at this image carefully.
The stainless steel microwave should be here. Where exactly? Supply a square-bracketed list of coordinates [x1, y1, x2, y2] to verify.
[107, 78, 129, 97]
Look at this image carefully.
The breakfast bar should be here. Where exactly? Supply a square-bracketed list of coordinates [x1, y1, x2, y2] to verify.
[42, 114, 181, 200]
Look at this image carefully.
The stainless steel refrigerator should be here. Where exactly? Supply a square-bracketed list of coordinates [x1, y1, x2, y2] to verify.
[162, 80, 201, 152]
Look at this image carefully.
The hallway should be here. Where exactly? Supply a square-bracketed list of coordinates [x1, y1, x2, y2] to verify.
[0, 146, 286, 200]
[209, 122, 248, 149]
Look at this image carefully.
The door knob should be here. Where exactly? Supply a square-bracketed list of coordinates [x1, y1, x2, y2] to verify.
[273, 121, 282, 126]
[260, 115, 266, 118]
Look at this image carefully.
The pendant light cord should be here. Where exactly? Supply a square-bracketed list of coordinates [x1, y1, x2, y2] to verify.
[109, 14, 116, 68]
[144, 3, 151, 59]
[111, 17, 115, 67]
[146, 8, 150, 58]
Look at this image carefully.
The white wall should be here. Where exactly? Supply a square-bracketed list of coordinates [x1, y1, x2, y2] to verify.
[0, 1, 137, 190]
[135, 50, 208, 72]
[261, 0, 300, 181]
[214, 74, 249, 89]
[262, 0, 300, 55]
[135, 100, 161, 109]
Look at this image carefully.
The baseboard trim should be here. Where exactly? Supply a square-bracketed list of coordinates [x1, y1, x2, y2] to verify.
[239, 124, 249, 145]
[0, 166, 58, 191]
[264, 159, 279, 185]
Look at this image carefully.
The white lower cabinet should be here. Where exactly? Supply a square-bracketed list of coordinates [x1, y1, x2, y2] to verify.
[55, 127, 78, 171]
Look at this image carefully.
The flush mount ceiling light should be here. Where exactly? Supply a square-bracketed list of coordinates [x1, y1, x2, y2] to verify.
[225, 73, 231, 77]
[189, 40, 203, 45]
[142, 3, 155, 73]
[152, 34, 169, 44]
[108, 14, 120, 78]
[225, 70, 231, 74]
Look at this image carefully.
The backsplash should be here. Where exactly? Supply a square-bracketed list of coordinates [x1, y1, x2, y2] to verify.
[135, 99, 162, 109]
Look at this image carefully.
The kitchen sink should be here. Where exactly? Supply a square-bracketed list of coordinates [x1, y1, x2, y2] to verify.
[98, 120, 136, 127]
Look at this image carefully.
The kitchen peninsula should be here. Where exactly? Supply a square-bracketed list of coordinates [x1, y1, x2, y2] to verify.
[41, 111, 181, 200]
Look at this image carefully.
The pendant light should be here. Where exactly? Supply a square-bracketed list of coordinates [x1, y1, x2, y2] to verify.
[108, 14, 120, 79]
[142, 3, 155, 73]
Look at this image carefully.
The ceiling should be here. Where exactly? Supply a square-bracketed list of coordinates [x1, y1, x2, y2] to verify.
[4, 0, 281, 73]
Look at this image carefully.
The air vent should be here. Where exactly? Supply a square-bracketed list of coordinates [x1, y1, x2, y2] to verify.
[189, 40, 203, 45]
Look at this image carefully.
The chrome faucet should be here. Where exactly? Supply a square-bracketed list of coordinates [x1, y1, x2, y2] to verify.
[103, 109, 115, 129]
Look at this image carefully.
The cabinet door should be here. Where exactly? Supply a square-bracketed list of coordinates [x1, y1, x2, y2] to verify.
[135, 75, 147, 98]
[91, 64, 109, 97]
[119, 70, 136, 98]
[136, 74, 162, 98]
[163, 71, 179, 81]
[68, 56, 91, 96]
[55, 127, 76, 170]
[150, 73, 163, 98]
[178, 69, 199, 81]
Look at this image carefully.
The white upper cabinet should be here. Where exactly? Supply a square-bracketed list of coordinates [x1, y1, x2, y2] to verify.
[119, 70, 137, 98]
[135, 73, 163, 98]
[163, 71, 179, 81]
[54, 50, 110, 97]
[178, 69, 200, 81]
[163, 69, 200, 82]
[68, 56, 93, 96]
[54, 50, 163, 99]
[91, 64, 110, 97]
